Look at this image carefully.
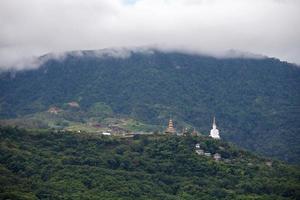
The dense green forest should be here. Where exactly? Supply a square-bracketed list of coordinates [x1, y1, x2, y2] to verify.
[0, 49, 299, 163]
[0, 126, 299, 199]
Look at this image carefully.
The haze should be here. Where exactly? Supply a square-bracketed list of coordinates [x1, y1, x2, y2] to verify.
[0, 0, 299, 70]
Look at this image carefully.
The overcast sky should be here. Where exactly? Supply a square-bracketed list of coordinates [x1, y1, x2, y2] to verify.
[0, 0, 299, 70]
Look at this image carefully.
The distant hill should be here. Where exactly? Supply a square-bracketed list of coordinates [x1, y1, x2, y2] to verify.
[0, 126, 299, 199]
[0, 49, 299, 163]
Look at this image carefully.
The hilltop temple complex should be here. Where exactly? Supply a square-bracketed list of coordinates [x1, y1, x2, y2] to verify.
[165, 117, 220, 139]
[164, 117, 223, 161]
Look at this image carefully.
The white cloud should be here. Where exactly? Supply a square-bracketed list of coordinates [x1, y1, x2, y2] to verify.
[0, 0, 299, 70]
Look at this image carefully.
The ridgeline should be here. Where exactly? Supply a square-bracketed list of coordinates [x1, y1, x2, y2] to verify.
[0, 49, 299, 163]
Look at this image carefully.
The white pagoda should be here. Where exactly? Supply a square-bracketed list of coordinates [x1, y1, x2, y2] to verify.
[209, 117, 220, 139]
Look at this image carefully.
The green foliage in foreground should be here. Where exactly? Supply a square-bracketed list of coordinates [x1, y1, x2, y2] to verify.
[0, 126, 299, 200]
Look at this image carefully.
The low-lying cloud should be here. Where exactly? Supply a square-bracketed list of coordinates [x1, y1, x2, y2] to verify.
[0, 0, 299, 70]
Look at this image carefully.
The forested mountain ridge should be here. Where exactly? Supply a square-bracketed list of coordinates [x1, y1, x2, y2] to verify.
[0, 126, 299, 199]
[0, 49, 299, 163]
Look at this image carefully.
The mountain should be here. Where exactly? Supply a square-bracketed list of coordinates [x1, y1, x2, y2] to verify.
[0, 48, 300, 163]
[0, 126, 299, 199]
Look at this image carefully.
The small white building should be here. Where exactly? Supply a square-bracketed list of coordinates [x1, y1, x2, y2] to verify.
[196, 149, 204, 155]
[210, 117, 220, 139]
[204, 152, 211, 157]
[195, 143, 201, 149]
[102, 132, 111, 136]
[213, 153, 221, 161]
[265, 161, 272, 167]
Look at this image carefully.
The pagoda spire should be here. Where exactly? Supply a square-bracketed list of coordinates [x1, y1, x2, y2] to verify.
[210, 116, 220, 139]
[213, 116, 217, 129]
[165, 118, 176, 134]
[191, 127, 198, 136]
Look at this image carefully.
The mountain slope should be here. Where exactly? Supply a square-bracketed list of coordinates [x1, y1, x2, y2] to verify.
[0, 49, 299, 163]
[0, 126, 299, 199]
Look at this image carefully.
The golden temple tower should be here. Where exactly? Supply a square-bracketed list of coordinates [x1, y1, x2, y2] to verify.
[191, 128, 198, 136]
[165, 119, 176, 134]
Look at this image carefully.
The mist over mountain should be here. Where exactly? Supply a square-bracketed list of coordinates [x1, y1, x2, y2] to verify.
[0, 48, 299, 163]
[1, 0, 300, 68]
